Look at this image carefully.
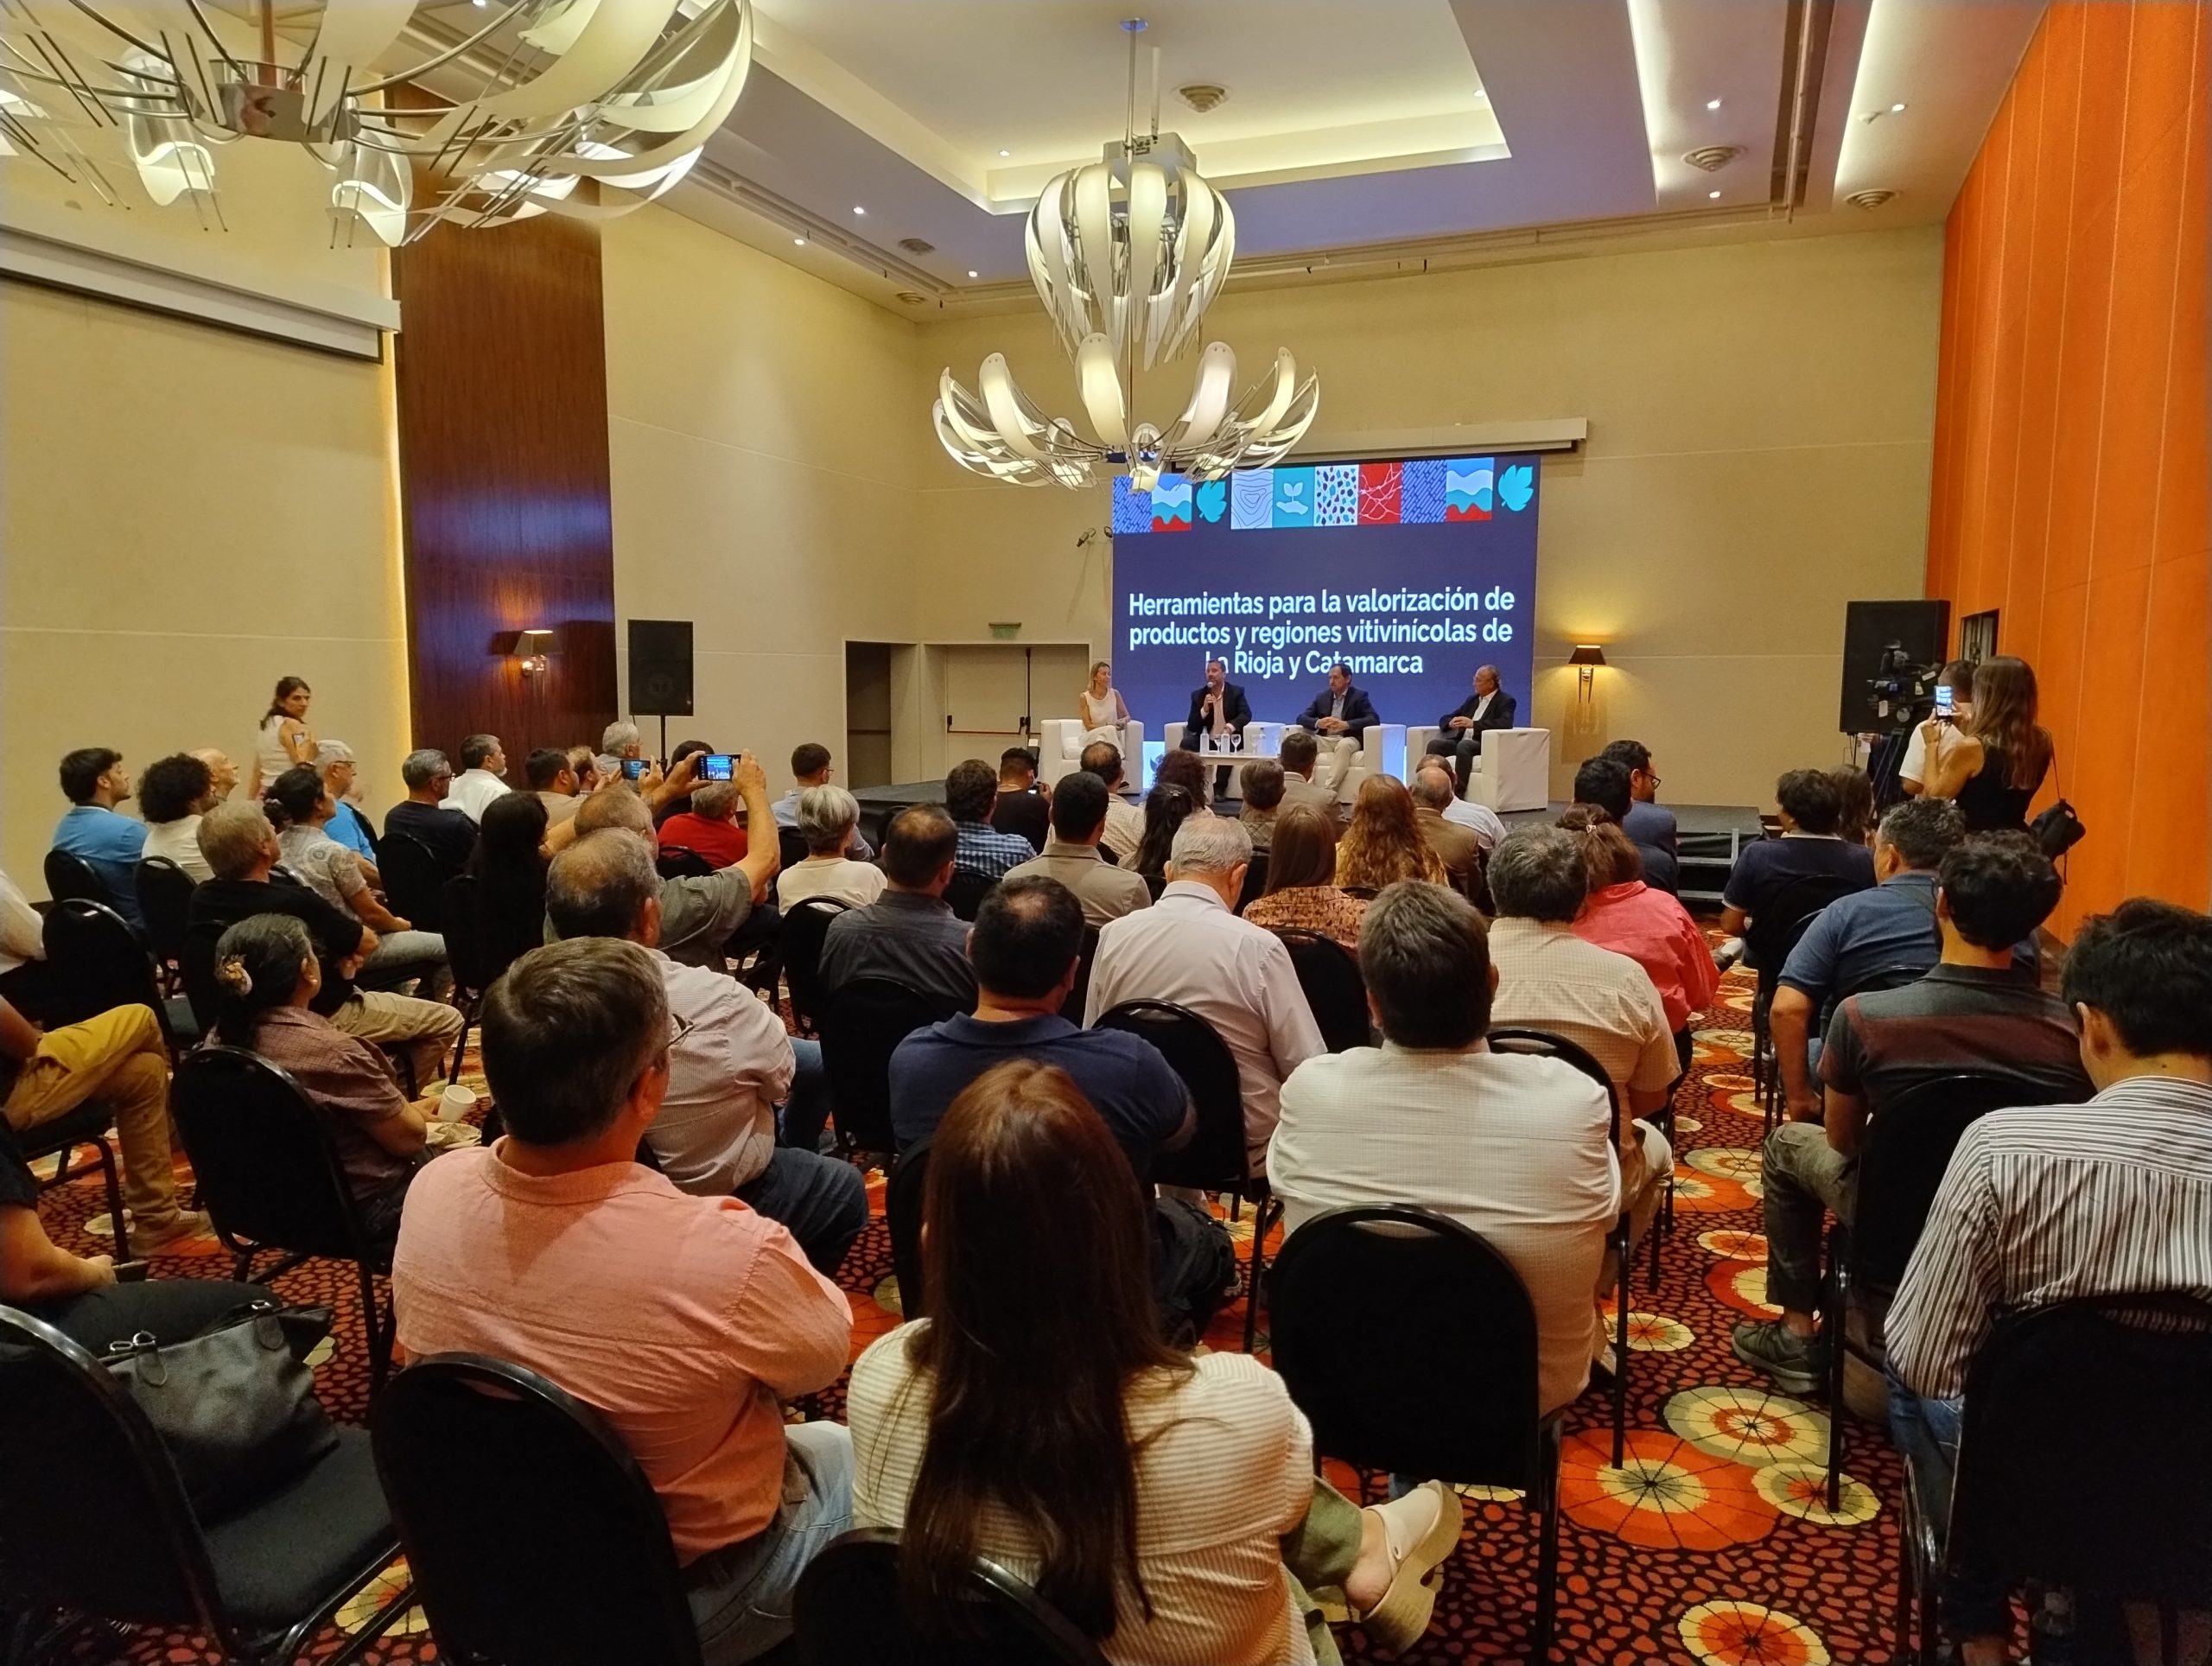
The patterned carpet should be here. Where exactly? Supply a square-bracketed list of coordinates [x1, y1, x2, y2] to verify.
[29, 959, 1904, 1665]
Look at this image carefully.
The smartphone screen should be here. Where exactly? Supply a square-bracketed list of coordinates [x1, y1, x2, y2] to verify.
[701, 754, 736, 782]
[1933, 684, 1955, 721]
[621, 758, 648, 782]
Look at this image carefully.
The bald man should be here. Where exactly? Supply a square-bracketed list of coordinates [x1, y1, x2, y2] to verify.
[1427, 665, 1519, 795]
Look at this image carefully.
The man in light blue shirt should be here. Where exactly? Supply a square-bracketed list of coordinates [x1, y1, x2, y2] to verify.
[315, 741, 379, 862]
[53, 747, 147, 929]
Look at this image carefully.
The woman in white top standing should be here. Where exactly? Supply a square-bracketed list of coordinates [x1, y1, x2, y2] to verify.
[847, 1061, 1459, 1665]
[1078, 659, 1129, 746]
[251, 676, 316, 798]
[775, 785, 887, 912]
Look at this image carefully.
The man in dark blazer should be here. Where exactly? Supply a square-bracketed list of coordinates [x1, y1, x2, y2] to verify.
[1425, 664, 1518, 794]
[1179, 658, 1253, 751]
[1292, 662, 1380, 739]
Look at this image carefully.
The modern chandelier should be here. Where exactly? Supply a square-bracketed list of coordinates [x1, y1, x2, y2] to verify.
[932, 19, 1319, 492]
[0, 0, 753, 246]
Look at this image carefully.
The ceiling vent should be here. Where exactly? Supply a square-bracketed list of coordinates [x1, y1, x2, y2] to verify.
[893, 290, 928, 305]
[1683, 144, 1744, 172]
[1177, 82, 1229, 113]
[1847, 188, 1897, 210]
[896, 237, 936, 255]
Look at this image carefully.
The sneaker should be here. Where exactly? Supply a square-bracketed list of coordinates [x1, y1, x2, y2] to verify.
[132, 1209, 211, 1253]
[1731, 1319, 1825, 1394]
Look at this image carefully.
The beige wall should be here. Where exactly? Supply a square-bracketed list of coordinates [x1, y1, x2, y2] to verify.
[910, 228, 1945, 807]
[2, 280, 407, 889]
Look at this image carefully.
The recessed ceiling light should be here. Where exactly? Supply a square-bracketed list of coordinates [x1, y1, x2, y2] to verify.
[852, 205, 866, 215]
[793, 237, 806, 246]
[1891, 102, 1907, 113]
[1706, 98, 1721, 110]
[1708, 189, 1721, 200]
[967, 269, 979, 278]
[997, 149, 1011, 157]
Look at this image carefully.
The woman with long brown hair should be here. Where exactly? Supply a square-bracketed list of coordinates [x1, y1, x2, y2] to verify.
[1336, 775, 1446, 892]
[1920, 655, 2054, 831]
[848, 1060, 1459, 1663]
[1242, 803, 1368, 950]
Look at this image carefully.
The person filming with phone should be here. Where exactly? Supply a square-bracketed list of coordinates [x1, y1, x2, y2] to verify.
[1915, 656, 2054, 834]
[1898, 659, 1974, 799]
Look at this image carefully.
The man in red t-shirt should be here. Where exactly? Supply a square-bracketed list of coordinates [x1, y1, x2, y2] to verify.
[658, 780, 748, 869]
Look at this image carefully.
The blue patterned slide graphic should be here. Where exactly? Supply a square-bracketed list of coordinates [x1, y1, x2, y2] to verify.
[1445, 457, 1495, 521]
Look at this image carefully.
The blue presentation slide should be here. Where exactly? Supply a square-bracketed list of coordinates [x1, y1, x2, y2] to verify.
[1109, 454, 1541, 751]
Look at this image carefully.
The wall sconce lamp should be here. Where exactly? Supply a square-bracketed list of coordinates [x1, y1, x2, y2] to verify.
[514, 628, 560, 676]
[1569, 644, 1607, 715]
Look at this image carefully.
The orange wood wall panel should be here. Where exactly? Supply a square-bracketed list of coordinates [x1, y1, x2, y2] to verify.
[1923, 0, 2212, 933]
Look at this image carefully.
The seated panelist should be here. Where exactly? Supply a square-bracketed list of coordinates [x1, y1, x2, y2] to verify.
[1292, 662, 1379, 739]
[1426, 664, 1519, 794]
[1179, 658, 1253, 752]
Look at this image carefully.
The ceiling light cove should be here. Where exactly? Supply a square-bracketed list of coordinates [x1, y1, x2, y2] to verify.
[1623, 0, 1786, 212]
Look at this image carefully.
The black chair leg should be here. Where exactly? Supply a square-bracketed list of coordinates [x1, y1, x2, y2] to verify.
[359, 1261, 393, 1394]
[1530, 1426, 1561, 1665]
[90, 1135, 130, 1262]
[1824, 1240, 1849, 1512]
[1241, 1197, 1279, 1354]
[448, 1002, 475, 1087]
[1611, 1227, 1631, 1468]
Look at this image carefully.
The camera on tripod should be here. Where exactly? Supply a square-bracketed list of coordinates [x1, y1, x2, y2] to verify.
[1865, 640, 1941, 732]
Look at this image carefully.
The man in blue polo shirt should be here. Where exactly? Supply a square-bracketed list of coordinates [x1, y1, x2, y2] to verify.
[1769, 796, 1963, 1122]
[53, 748, 148, 930]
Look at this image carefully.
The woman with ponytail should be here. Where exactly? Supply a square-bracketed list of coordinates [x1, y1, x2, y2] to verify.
[212, 914, 430, 1248]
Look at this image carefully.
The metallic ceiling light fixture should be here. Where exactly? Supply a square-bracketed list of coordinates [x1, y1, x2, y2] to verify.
[932, 16, 1318, 491]
[0, 0, 752, 246]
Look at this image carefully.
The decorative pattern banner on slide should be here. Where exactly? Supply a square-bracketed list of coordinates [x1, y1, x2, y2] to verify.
[1110, 453, 1542, 741]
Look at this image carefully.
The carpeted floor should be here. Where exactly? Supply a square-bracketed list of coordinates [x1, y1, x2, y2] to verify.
[31, 959, 1902, 1665]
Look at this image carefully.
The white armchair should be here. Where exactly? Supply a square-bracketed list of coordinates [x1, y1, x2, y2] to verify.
[1039, 718, 1144, 785]
[1466, 728, 1552, 813]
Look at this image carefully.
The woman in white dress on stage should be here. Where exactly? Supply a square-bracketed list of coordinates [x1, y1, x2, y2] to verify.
[1078, 659, 1129, 746]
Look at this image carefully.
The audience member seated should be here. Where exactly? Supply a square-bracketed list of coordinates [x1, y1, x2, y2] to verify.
[653, 740, 715, 829]
[211, 915, 431, 1252]
[1238, 760, 1286, 853]
[544, 833, 861, 1275]
[315, 741, 379, 859]
[1770, 797, 1963, 1122]
[1885, 898, 2212, 1666]
[467, 791, 553, 975]
[601, 721, 644, 762]
[776, 785, 887, 911]
[1831, 766, 1874, 848]
[1897, 658, 1975, 798]
[189, 801, 461, 1087]
[1337, 776, 1446, 892]
[446, 733, 512, 823]
[385, 749, 478, 878]
[1275, 729, 1339, 825]
[946, 759, 1034, 882]
[1087, 816, 1323, 1167]
[1485, 828, 1676, 1259]
[1153, 746, 1213, 809]
[1004, 771, 1150, 927]
[569, 759, 774, 972]
[266, 765, 448, 995]
[658, 781, 751, 869]
[1408, 765, 1482, 893]
[1599, 741, 1679, 893]
[888, 879, 1225, 1339]
[991, 747, 1052, 852]
[1573, 756, 1676, 895]
[53, 747, 148, 927]
[1242, 804, 1369, 951]
[1082, 740, 1145, 864]
[568, 745, 606, 795]
[773, 744, 871, 860]
[817, 804, 976, 1012]
[2, 992, 205, 1251]
[1732, 833, 2091, 1396]
[1919, 654, 2055, 834]
[1558, 808, 1718, 1066]
[851, 1059, 1460, 1663]
[392, 938, 854, 1665]
[1719, 767, 1877, 947]
[1269, 881, 1620, 1417]
[1132, 780, 1199, 900]
[0, 867, 53, 1013]
[526, 746, 584, 826]
[138, 750, 220, 882]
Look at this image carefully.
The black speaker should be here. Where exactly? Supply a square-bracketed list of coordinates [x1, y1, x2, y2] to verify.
[1839, 600, 1949, 733]
[627, 620, 694, 716]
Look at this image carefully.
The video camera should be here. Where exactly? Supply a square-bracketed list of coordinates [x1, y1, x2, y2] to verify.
[1865, 640, 1941, 733]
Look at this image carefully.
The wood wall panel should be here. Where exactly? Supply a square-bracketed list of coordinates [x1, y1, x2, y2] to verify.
[391, 212, 617, 781]
[1923, 0, 2211, 932]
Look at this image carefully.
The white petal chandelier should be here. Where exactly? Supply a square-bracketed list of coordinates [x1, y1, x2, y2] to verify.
[0, 0, 753, 246]
[932, 21, 1317, 492]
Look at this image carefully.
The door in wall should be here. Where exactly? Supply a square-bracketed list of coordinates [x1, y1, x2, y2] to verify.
[934, 643, 1090, 779]
[844, 642, 894, 788]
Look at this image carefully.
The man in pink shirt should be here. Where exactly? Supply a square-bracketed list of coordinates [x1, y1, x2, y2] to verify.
[393, 938, 855, 1663]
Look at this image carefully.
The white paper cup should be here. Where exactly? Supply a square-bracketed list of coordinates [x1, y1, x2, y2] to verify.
[436, 1083, 478, 1122]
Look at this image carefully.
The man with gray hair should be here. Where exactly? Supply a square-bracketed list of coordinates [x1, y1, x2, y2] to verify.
[1486, 825, 1676, 1260]
[383, 748, 476, 878]
[1270, 879, 1618, 1416]
[314, 739, 379, 862]
[545, 832, 863, 1275]
[601, 721, 643, 761]
[570, 754, 777, 971]
[777, 785, 886, 911]
[1086, 813, 1323, 1162]
[1409, 764, 1483, 892]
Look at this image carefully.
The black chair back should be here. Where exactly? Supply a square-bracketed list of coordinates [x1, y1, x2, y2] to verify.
[0, 1305, 222, 1631]
[817, 977, 963, 1155]
[378, 832, 445, 932]
[779, 827, 810, 873]
[1058, 923, 1100, 1023]
[1851, 1071, 2062, 1293]
[1092, 1000, 1248, 1190]
[1745, 874, 1863, 985]
[887, 1137, 931, 1319]
[794, 1528, 1109, 1666]
[136, 858, 196, 965]
[1272, 928, 1369, 1052]
[372, 1354, 705, 1666]
[1834, 962, 1931, 1002]
[656, 844, 715, 881]
[782, 897, 852, 1033]
[1486, 1027, 1617, 1110]
[1271, 1205, 1548, 1487]
[41, 899, 176, 1039]
[945, 869, 996, 922]
[1235, 849, 1269, 913]
[170, 1046, 377, 1264]
[440, 874, 503, 995]
[42, 848, 111, 909]
[1950, 1295, 2212, 1607]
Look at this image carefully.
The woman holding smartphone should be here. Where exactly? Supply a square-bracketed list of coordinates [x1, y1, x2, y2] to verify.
[1917, 654, 2053, 831]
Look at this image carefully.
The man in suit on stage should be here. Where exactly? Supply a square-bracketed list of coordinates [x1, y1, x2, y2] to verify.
[1426, 664, 1518, 794]
[1180, 658, 1253, 753]
[1291, 662, 1380, 794]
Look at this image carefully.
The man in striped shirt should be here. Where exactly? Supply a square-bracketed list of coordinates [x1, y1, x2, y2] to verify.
[1886, 898, 2212, 1666]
